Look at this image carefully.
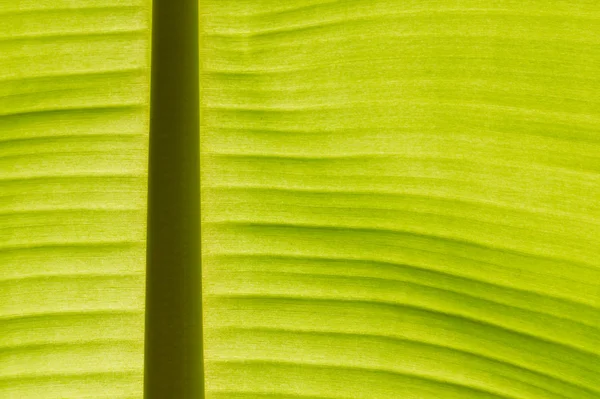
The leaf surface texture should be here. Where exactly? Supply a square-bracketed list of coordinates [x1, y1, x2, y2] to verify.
[0, 1, 151, 398]
[200, 1, 600, 398]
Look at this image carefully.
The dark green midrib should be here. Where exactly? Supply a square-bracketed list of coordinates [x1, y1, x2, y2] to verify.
[143, 0, 202, 397]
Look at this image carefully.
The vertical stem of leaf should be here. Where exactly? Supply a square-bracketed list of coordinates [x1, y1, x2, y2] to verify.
[144, 0, 202, 397]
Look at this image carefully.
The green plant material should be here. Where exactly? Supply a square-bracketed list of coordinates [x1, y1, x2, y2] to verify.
[0, 1, 151, 398]
[200, 1, 600, 398]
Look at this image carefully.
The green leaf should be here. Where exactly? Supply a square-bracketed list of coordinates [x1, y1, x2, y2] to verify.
[200, 1, 600, 398]
[0, 1, 151, 398]
[3, 0, 600, 397]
